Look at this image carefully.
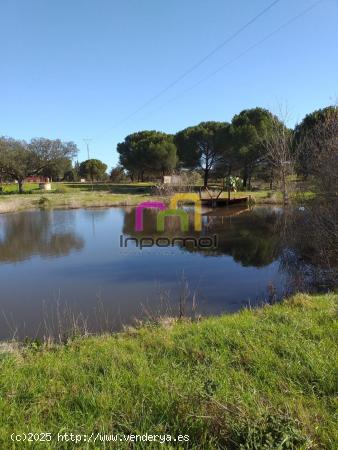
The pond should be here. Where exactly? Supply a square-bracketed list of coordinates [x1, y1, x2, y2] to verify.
[0, 204, 335, 340]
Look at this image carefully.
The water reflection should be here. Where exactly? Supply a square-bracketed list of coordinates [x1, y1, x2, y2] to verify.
[122, 206, 281, 267]
[0, 203, 335, 340]
[279, 199, 337, 291]
[0, 211, 84, 263]
[121, 202, 337, 291]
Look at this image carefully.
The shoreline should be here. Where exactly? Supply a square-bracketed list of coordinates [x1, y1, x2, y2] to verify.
[0, 291, 335, 346]
[0, 189, 285, 214]
[0, 192, 162, 214]
[0, 292, 336, 448]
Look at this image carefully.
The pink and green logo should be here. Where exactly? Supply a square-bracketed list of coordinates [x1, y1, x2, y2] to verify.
[135, 194, 202, 232]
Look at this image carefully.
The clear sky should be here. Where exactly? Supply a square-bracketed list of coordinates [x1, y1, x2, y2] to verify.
[1, 0, 337, 168]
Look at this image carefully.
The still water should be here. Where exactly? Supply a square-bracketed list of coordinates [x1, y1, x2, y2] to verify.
[0, 205, 332, 339]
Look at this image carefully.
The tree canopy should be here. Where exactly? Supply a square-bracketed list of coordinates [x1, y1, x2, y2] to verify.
[41, 157, 73, 182]
[174, 121, 226, 186]
[79, 159, 108, 182]
[110, 165, 126, 183]
[0, 137, 78, 192]
[117, 131, 177, 181]
[231, 108, 278, 188]
[294, 106, 338, 179]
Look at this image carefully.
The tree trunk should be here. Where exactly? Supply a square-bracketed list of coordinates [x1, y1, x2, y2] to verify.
[269, 167, 273, 190]
[281, 171, 288, 206]
[90, 171, 94, 191]
[18, 179, 24, 194]
[248, 175, 252, 191]
[242, 167, 248, 189]
[203, 168, 209, 187]
[226, 170, 231, 203]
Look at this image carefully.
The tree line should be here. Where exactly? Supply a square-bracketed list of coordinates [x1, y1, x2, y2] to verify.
[116, 106, 337, 189]
[0, 105, 336, 197]
[0, 136, 108, 192]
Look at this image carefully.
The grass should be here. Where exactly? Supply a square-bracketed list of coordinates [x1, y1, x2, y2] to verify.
[0, 182, 158, 213]
[0, 191, 161, 214]
[0, 182, 289, 215]
[0, 182, 154, 195]
[0, 293, 337, 449]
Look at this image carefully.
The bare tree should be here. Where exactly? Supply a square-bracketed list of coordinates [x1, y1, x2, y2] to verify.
[263, 109, 295, 206]
[279, 199, 337, 291]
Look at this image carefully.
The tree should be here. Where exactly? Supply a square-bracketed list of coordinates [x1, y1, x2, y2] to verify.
[146, 140, 177, 176]
[231, 108, 276, 189]
[110, 165, 126, 183]
[262, 110, 294, 206]
[0, 137, 78, 193]
[41, 157, 73, 181]
[214, 123, 243, 198]
[294, 106, 338, 184]
[78, 159, 108, 182]
[117, 131, 177, 181]
[63, 160, 81, 182]
[175, 122, 225, 187]
[309, 108, 338, 197]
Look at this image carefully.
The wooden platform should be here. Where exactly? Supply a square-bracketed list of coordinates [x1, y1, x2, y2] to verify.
[200, 197, 249, 207]
[202, 205, 250, 217]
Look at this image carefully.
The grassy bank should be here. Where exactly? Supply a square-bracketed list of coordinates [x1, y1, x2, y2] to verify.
[0, 183, 158, 213]
[0, 185, 283, 214]
[0, 192, 159, 214]
[0, 293, 337, 449]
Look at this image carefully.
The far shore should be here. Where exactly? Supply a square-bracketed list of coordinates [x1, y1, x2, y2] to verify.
[0, 191, 159, 214]
[0, 183, 300, 214]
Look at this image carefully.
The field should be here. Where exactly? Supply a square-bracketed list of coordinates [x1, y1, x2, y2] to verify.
[0, 182, 154, 195]
[0, 181, 298, 214]
[0, 293, 337, 449]
[0, 183, 158, 213]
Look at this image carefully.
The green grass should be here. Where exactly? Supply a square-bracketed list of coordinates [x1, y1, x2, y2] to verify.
[0, 293, 337, 449]
[0, 182, 159, 213]
[0, 191, 161, 214]
[0, 179, 317, 214]
[0, 183, 282, 215]
[0, 182, 41, 194]
[0, 182, 155, 195]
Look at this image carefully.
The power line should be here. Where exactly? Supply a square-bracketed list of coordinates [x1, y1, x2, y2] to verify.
[136, 0, 324, 124]
[111, 0, 282, 129]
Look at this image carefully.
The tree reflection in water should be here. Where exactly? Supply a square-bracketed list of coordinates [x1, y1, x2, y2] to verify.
[279, 198, 337, 292]
[0, 210, 84, 263]
[122, 202, 337, 293]
[122, 206, 281, 267]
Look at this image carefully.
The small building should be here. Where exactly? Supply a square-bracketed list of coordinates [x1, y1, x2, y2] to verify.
[163, 175, 182, 185]
[25, 176, 48, 183]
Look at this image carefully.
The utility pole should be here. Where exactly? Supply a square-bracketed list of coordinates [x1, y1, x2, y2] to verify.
[83, 138, 93, 190]
[83, 138, 92, 159]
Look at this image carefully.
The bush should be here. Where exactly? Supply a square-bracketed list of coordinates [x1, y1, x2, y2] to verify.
[179, 171, 203, 186]
[38, 196, 51, 208]
[54, 185, 70, 194]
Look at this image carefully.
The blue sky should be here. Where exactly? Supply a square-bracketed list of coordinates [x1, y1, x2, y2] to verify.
[1, 0, 337, 168]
